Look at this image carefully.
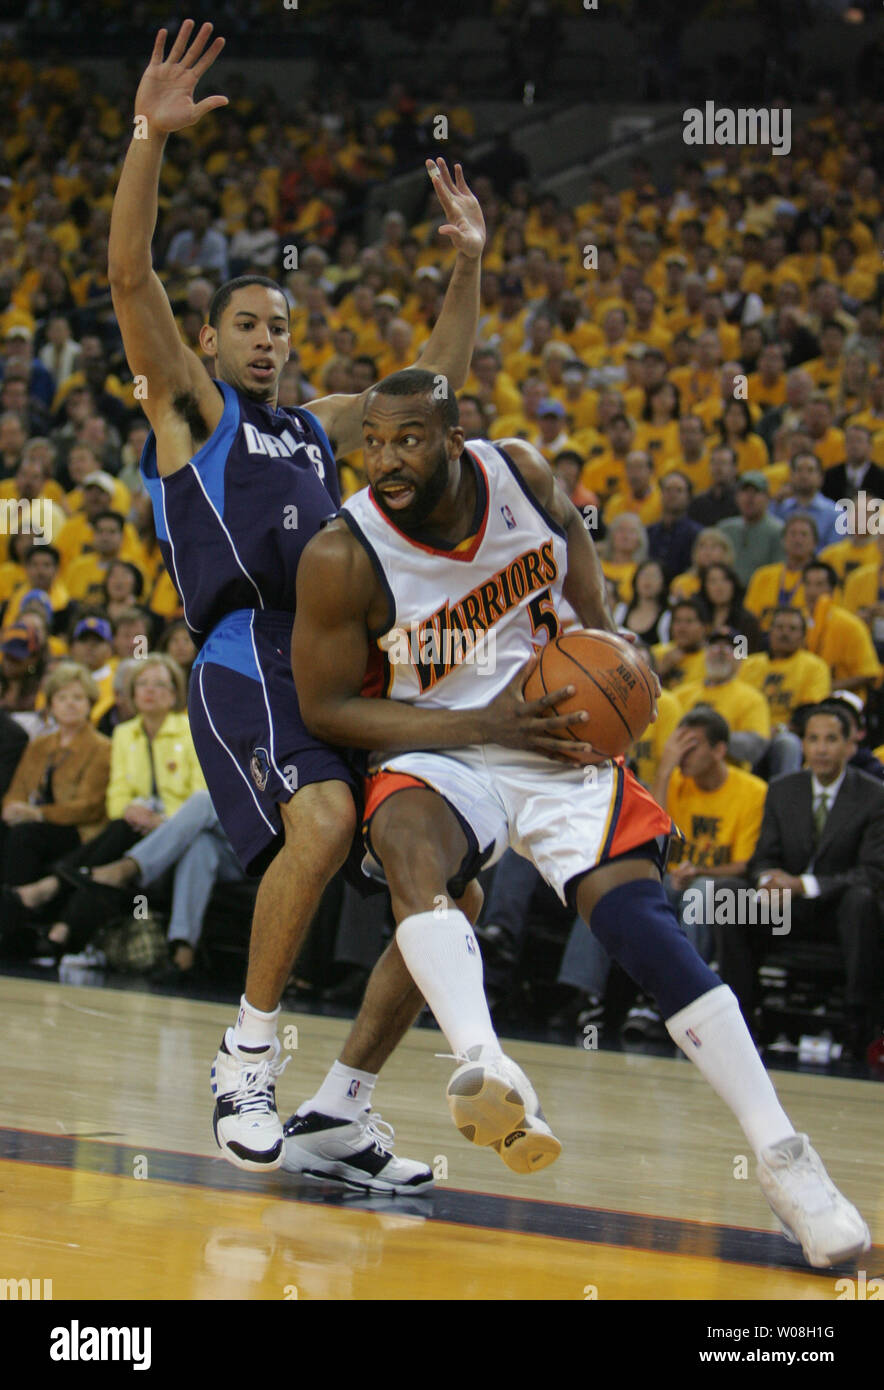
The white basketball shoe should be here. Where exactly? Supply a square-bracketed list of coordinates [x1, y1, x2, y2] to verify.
[282, 1110, 434, 1193]
[210, 1032, 289, 1171]
[758, 1133, 871, 1268]
[446, 1045, 561, 1172]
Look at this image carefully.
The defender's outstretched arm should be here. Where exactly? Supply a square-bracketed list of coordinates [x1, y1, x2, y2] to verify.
[307, 159, 486, 455]
[109, 21, 228, 454]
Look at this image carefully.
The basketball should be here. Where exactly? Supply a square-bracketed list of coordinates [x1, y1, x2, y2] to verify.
[523, 629, 655, 757]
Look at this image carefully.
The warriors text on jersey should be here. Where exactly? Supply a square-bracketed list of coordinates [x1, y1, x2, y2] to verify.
[342, 438, 569, 708]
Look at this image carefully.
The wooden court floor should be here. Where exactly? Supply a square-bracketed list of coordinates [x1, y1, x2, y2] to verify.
[1, 975, 882, 1301]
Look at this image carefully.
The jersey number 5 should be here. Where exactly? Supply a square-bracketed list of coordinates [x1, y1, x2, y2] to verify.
[528, 588, 561, 644]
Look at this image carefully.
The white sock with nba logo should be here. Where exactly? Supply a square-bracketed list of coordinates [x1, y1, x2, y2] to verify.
[229, 994, 279, 1060]
[396, 909, 502, 1058]
[299, 1060, 378, 1121]
[665, 985, 795, 1157]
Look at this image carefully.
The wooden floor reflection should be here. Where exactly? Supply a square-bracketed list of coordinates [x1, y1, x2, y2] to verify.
[1, 976, 881, 1300]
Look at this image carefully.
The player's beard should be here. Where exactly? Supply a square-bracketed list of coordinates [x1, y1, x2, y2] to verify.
[372, 442, 451, 531]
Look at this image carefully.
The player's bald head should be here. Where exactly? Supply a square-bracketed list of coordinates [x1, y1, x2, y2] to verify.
[365, 367, 460, 431]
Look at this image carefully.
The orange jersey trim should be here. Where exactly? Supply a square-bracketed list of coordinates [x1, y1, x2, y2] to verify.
[605, 763, 676, 862]
[363, 769, 434, 827]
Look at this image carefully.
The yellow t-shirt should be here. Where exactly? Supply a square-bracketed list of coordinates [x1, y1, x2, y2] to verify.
[0, 561, 25, 604]
[669, 571, 701, 601]
[601, 560, 637, 606]
[806, 428, 846, 469]
[604, 485, 662, 527]
[658, 451, 712, 496]
[651, 643, 707, 691]
[806, 596, 882, 687]
[4, 578, 70, 625]
[89, 663, 117, 726]
[740, 650, 831, 723]
[65, 478, 131, 519]
[669, 365, 720, 413]
[842, 561, 882, 616]
[462, 370, 522, 420]
[803, 358, 844, 399]
[745, 372, 787, 411]
[149, 568, 183, 621]
[818, 538, 879, 586]
[0, 478, 66, 508]
[666, 765, 768, 870]
[63, 554, 114, 602]
[674, 676, 772, 738]
[630, 688, 681, 789]
[633, 421, 681, 467]
[55, 516, 145, 575]
[581, 455, 628, 501]
[744, 563, 807, 628]
[731, 434, 771, 474]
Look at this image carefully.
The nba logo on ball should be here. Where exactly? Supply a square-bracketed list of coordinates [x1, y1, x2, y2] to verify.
[250, 747, 271, 791]
[500, 504, 516, 530]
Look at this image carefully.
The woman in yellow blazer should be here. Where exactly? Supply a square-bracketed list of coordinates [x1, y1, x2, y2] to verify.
[10, 654, 206, 956]
[103, 656, 205, 821]
[1, 662, 110, 887]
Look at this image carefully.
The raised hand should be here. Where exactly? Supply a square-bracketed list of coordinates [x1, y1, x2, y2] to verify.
[134, 19, 229, 134]
[426, 157, 486, 260]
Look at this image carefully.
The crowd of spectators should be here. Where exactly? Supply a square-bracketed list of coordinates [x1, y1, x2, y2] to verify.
[0, 44, 882, 1064]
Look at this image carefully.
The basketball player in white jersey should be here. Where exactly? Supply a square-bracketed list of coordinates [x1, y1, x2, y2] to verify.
[289, 369, 870, 1266]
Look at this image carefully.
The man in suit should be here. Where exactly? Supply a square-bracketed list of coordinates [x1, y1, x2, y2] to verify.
[821, 423, 884, 505]
[718, 703, 884, 1058]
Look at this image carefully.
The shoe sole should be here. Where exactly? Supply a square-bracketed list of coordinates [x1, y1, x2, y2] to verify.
[447, 1066, 527, 1147]
[282, 1141, 434, 1194]
[492, 1128, 562, 1174]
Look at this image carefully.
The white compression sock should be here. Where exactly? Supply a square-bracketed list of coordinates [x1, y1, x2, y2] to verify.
[299, 1060, 378, 1122]
[396, 909, 501, 1059]
[665, 984, 795, 1158]
[229, 995, 280, 1059]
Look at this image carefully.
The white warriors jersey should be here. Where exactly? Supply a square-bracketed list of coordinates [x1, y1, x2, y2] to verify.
[341, 438, 569, 709]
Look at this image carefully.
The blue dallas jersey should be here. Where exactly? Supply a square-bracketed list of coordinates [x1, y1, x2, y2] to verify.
[140, 379, 341, 646]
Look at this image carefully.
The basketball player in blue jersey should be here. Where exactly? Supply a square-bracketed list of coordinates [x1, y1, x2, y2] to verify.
[108, 21, 585, 1192]
[291, 369, 870, 1267]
